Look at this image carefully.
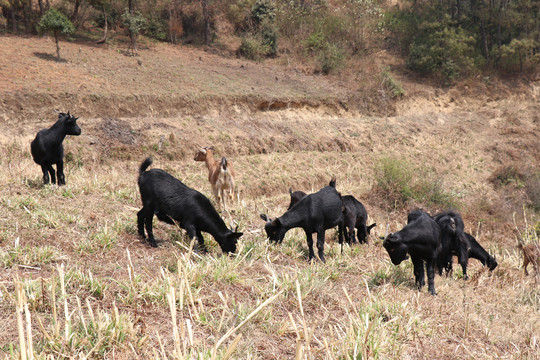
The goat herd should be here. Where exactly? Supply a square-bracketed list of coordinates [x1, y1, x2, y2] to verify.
[29, 112, 539, 296]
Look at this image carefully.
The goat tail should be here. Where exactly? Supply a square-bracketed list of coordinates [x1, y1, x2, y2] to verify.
[221, 157, 228, 171]
[140, 157, 153, 174]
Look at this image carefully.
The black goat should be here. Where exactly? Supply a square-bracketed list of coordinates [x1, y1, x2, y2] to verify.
[288, 188, 307, 210]
[287, 178, 336, 210]
[383, 209, 441, 295]
[260, 185, 344, 262]
[465, 233, 498, 271]
[30, 112, 81, 185]
[433, 211, 470, 279]
[137, 157, 243, 252]
[342, 195, 376, 244]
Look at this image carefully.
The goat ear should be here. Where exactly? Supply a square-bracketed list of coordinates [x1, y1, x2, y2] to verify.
[289, 188, 293, 195]
[271, 218, 281, 227]
[260, 213, 270, 222]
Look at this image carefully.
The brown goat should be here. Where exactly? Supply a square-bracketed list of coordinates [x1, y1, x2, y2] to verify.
[518, 243, 540, 276]
[194, 146, 235, 211]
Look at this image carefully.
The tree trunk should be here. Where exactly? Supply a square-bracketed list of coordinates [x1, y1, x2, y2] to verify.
[10, 2, 17, 33]
[201, 0, 210, 46]
[38, 0, 44, 15]
[71, 0, 80, 24]
[55, 32, 60, 60]
[96, 5, 108, 44]
[22, 0, 30, 33]
[480, 19, 489, 59]
[127, 0, 137, 55]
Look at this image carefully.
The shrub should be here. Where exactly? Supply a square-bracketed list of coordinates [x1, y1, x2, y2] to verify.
[406, 20, 479, 85]
[238, 34, 271, 60]
[260, 21, 278, 56]
[380, 68, 405, 98]
[373, 156, 457, 209]
[238, 0, 278, 60]
[525, 172, 540, 211]
[493, 38, 540, 74]
[489, 164, 526, 187]
[251, 0, 276, 25]
[317, 43, 344, 74]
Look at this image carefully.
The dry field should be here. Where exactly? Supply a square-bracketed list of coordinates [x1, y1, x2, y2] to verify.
[0, 35, 540, 359]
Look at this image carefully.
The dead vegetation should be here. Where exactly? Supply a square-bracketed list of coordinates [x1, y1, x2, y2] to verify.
[0, 36, 539, 358]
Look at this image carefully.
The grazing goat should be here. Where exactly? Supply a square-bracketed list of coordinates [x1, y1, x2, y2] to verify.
[194, 146, 235, 211]
[260, 184, 344, 262]
[433, 211, 470, 280]
[384, 209, 441, 295]
[518, 243, 540, 276]
[342, 195, 376, 244]
[137, 157, 243, 252]
[288, 188, 307, 210]
[287, 178, 336, 210]
[464, 233, 498, 271]
[30, 112, 81, 185]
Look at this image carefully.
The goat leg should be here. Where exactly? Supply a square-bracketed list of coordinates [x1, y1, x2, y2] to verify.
[305, 231, 315, 262]
[137, 209, 146, 238]
[426, 259, 437, 296]
[196, 230, 207, 253]
[316, 229, 326, 263]
[40, 164, 50, 184]
[144, 214, 157, 248]
[412, 257, 425, 290]
[57, 161, 66, 186]
[46, 164, 56, 184]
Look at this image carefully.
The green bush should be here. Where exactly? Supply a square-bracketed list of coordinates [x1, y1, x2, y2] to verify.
[525, 172, 540, 211]
[260, 21, 278, 56]
[238, 0, 278, 60]
[407, 21, 479, 85]
[380, 68, 405, 98]
[251, 0, 276, 25]
[238, 35, 271, 60]
[317, 43, 344, 74]
[373, 156, 457, 209]
[493, 38, 540, 73]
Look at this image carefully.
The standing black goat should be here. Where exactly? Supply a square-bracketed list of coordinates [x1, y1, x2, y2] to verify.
[137, 157, 243, 252]
[383, 209, 441, 295]
[30, 112, 81, 185]
[342, 195, 376, 244]
[433, 211, 470, 279]
[260, 184, 344, 262]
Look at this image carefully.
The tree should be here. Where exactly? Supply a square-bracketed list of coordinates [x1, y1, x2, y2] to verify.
[88, 0, 111, 43]
[121, 8, 146, 55]
[37, 8, 74, 61]
[200, 0, 210, 46]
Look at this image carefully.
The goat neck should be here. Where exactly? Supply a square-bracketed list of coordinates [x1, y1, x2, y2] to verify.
[203, 148, 216, 167]
[277, 205, 310, 232]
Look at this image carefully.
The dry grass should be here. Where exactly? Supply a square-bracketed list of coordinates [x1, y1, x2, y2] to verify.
[0, 34, 540, 359]
[1, 102, 539, 358]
